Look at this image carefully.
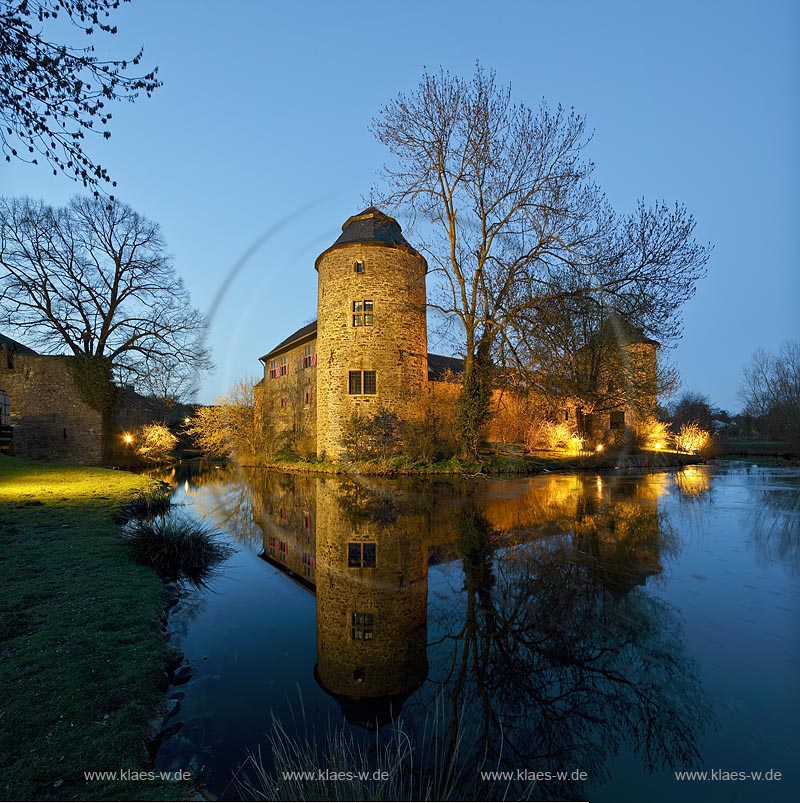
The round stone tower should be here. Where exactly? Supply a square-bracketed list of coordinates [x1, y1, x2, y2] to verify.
[315, 207, 428, 460]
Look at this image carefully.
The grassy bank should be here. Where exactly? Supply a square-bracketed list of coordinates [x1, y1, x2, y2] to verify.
[249, 446, 702, 477]
[0, 456, 187, 801]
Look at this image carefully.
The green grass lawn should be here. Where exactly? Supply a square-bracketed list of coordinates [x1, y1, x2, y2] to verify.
[0, 456, 189, 801]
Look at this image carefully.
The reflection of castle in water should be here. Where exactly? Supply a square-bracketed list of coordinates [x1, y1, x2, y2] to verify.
[249, 470, 676, 728]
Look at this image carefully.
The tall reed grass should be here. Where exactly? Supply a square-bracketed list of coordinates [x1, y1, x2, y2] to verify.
[234, 697, 533, 802]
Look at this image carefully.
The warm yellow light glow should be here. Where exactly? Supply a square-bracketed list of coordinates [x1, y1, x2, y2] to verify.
[123, 433, 133, 445]
[654, 441, 664, 450]
[674, 423, 711, 455]
[595, 443, 604, 453]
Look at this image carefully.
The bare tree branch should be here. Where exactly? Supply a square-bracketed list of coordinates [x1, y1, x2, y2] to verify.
[0, 0, 160, 193]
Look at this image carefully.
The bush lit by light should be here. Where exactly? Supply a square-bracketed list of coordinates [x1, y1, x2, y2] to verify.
[525, 420, 576, 452]
[636, 417, 672, 451]
[133, 423, 178, 463]
[674, 423, 711, 454]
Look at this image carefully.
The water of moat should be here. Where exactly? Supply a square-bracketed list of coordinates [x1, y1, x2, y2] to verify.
[153, 461, 799, 802]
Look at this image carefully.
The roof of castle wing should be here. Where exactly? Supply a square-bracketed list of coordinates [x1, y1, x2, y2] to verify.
[314, 206, 426, 270]
[260, 320, 318, 362]
[0, 332, 38, 355]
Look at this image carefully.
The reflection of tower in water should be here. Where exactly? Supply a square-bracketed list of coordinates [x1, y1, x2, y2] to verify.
[313, 477, 430, 727]
[249, 470, 675, 731]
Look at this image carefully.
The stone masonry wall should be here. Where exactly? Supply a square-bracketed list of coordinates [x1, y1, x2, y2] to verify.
[316, 243, 427, 459]
[260, 338, 318, 456]
[0, 348, 103, 464]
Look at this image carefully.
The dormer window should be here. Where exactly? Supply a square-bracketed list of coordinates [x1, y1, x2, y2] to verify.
[352, 300, 374, 327]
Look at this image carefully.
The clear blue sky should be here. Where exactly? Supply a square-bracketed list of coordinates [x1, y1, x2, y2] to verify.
[2, 0, 798, 413]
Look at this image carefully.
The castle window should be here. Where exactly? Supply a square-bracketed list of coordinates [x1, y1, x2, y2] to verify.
[304, 390, 313, 405]
[352, 300, 374, 327]
[268, 537, 288, 559]
[354, 260, 364, 273]
[348, 541, 376, 568]
[348, 371, 361, 395]
[268, 359, 277, 379]
[279, 396, 287, 409]
[302, 551, 313, 577]
[279, 356, 289, 376]
[351, 612, 374, 640]
[302, 344, 316, 368]
[348, 370, 377, 395]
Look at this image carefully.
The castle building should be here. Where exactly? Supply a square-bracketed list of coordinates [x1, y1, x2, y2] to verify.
[257, 207, 461, 460]
[0, 333, 105, 463]
[1, 332, 189, 464]
[257, 207, 658, 457]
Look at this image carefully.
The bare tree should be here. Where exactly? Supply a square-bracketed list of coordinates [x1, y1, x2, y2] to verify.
[739, 341, 800, 444]
[186, 377, 271, 464]
[671, 391, 715, 431]
[0, 195, 210, 399]
[372, 66, 710, 453]
[0, 0, 160, 192]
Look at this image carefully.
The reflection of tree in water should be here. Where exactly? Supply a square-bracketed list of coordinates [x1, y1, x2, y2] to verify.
[186, 466, 262, 547]
[746, 468, 800, 575]
[167, 588, 210, 643]
[423, 495, 711, 800]
[334, 474, 400, 527]
[216, 467, 712, 798]
[673, 465, 712, 501]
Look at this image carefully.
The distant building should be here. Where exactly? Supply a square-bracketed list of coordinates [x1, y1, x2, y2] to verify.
[256, 207, 660, 458]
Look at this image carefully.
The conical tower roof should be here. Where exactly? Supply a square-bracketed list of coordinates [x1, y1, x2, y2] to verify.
[315, 207, 424, 269]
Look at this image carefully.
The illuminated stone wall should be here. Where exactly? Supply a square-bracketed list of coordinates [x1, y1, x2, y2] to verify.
[0, 348, 103, 464]
[315, 240, 427, 460]
[259, 338, 318, 457]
